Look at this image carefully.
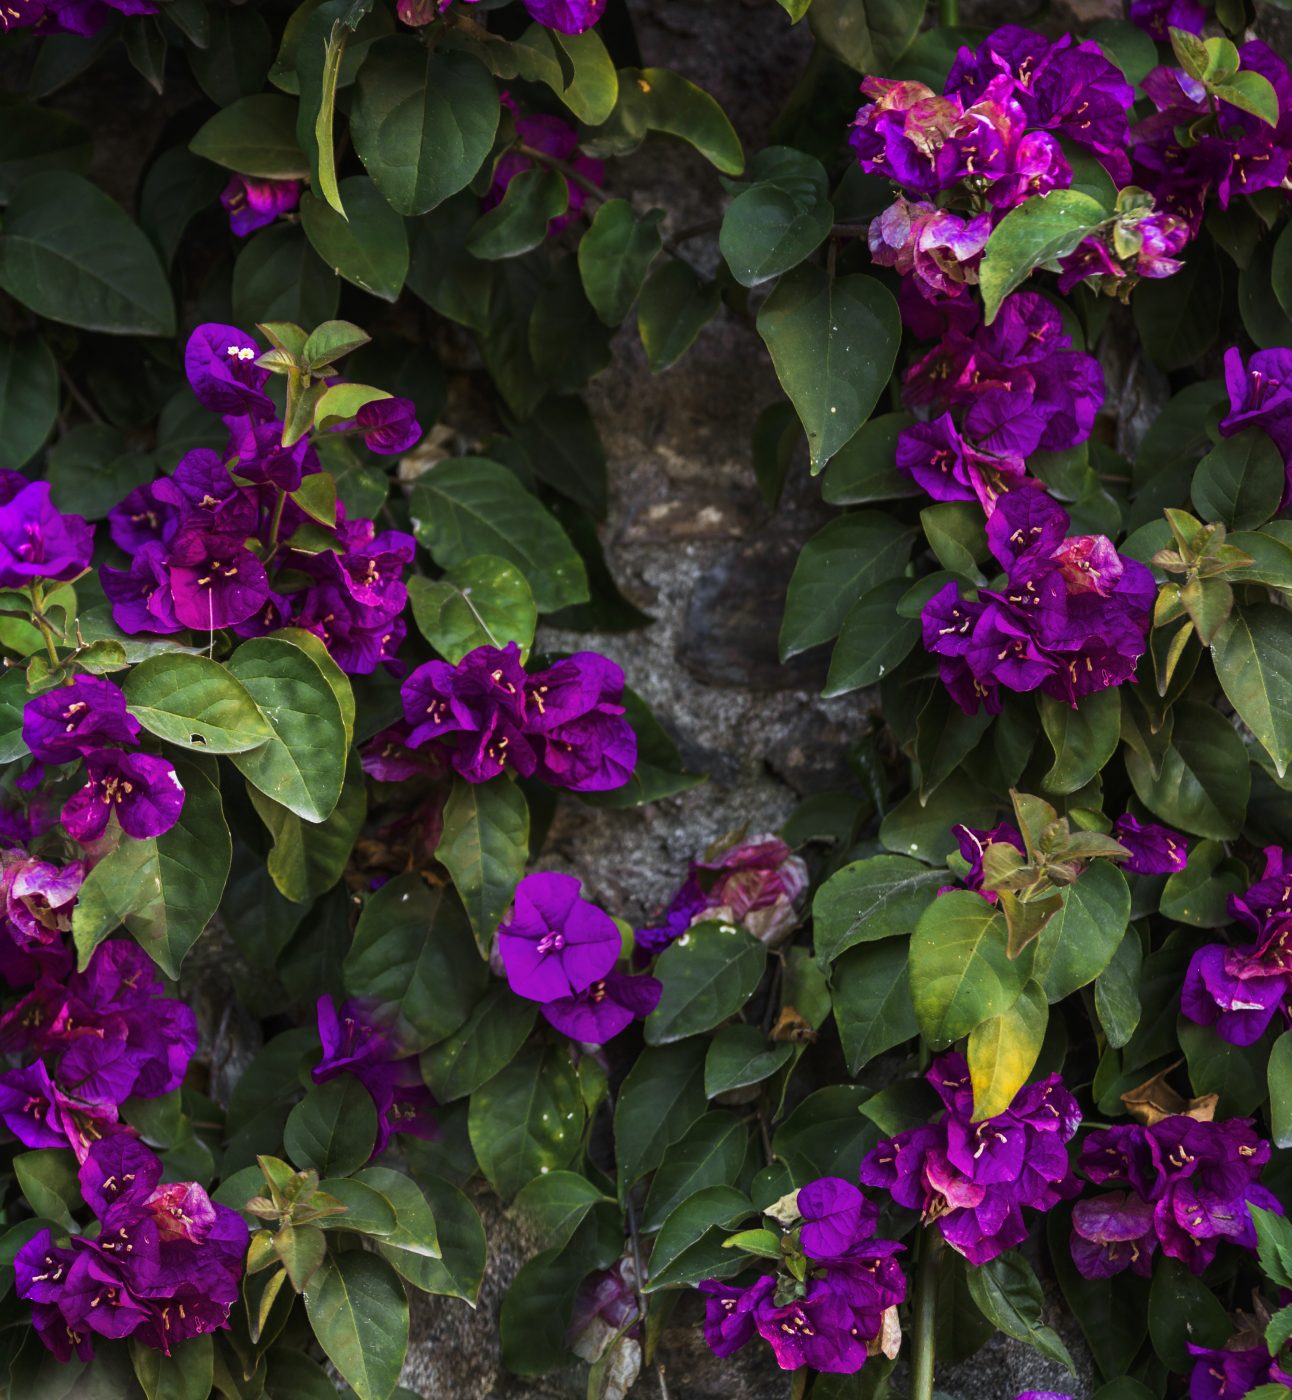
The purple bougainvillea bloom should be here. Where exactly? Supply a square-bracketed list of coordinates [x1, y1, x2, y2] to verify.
[101, 542, 184, 636]
[1129, 0, 1206, 39]
[1016, 1394, 1074, 1400]
[1187, 1343, 1292, 1400]
[22, 676, 140, 763]
[78, 1134, 164, 1218]
[107, 479, 185, 554]
[1112, 814, 1188, 875]
[166, 528, 270, 631]
[294, 581, 405, 676]
[487, 95, 605, 231]
[313, 995, 394, 1083]
[698, 1277, 772, 1359]
[355, 397, 422, 454]
[951, 822, 1026, 900]
[540, 971, 661, 1043]
[401, 642, 537, 783]
[1075, 1116, 1282, 1276]
[797, 1177, 878, 1261]
[518, 0, 604, 32]
[61, 750, 185, 843]
[219, 175, 301, 237]
[860, 1052, 1080, 1265]
[526, 652, 637, 792]
[183, 324, 274, 421]
[753, 1281, 870, 1373]
[225, 419, 317, 492]
[1220, 347, 1292, 496]
[868, 198, 993, 301]
[0, 0, 155, 35]
[497, 871, 621, 1003]
[0, 481, 94, 588]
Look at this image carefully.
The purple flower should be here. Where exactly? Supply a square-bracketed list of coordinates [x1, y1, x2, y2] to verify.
[1187, 1343, 1291, 1400]
[219, 175, 301, 238]
[486, 95, 605, 232]
[294, 582, 406, 676]
[225, 420, 318, 492]
[183, 324, 274, 422]
[0, 1059, 124, 1160]
[697, 1276, 771, 1359]
[1220, 347, 1292, 500]
[355, 398, 422, 455]
[101, 542, 184, 636]
[860, 1052, 1080, 1266]
[869, 198, 993, 301]
[753, 1281, 869, 1374]
[540, 972, 661, 1043]
[313, 995, 394, 1083]
[525, 652, 637, 793]
[0, 481, 94, 588]
[22, 677, 140, 763]
[514, 0, 603, 34]
[78, 1134, 163, 1217]
[797, 1177, 878, 1261]
[1074, 1116, 1282, 1276]
[497, 871, 621, 1003]
[0, 0, 154, 35]
[61, 750, 185, 843]
[107, 479, 185, 554]
[1112, 814, 1188, 876]
[166, 526, 270, 631]
[951, 822, 1025, 900]
[1129, 0, 1206, 40]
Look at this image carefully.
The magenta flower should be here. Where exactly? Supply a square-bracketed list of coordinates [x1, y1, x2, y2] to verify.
[525, 652, 637, 793]
[860, 1052, 1080, 1265]
[219, 175, 301, 238]
[487, 95, 605, 232]
[183, 323, 274, 421]
[698, 1277, 767, 1358]
[951, 821, 1025, 900]
[101, 543, 183, 636]
[0, 0, 154, 35]
[1187, 1343, 1292, 1400]
[540, 972, 661, 1043]
[355, 397, 422, 455]
[107, 479, 184, 554]
[1129, 0, 1206, 39]
[1111, 814, 1188, 876]
[497, 871, 620, 1003]
[61, 750, 185, 843]
[868, 198, 993, 301]
[0, 481, 94, 588]
[166, 528, 270, 631]
[22, 676, 140, 763]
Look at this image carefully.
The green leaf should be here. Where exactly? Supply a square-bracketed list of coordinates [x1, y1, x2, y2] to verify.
[225, 636, 348, 822]
[122, 654, 274, 754]
[406, 192, 496, 332]
[756, 266, 900, 470]
[0, 334, 58, 468]
[624, 67, 743, 174]
[233, 225, 339, 329]
[1180, 1017, 1269, 1117]
[703, 1024, 793, 1098]
[303, 1252, 409, 1400]
[300, 176, 408, 301]
[284, 1073, 378, 1177]
[831, 936, 919, 1075]
[421, 983, 536, 1103]
[312, 1178, 398, 1236]
[513, 25, 618, 125]
[353, 1165, 440, 1258]
[636, 257, 721, 373]
[824, 578, 920, 697]
[821, 411, 922, 505]
[1126, 699, 1251, 839]
[250, 749, 367, 903]
[807, 0, 922, 72]
[580, 685, 702, 810]
[1271, 1029, 1292, 1149]
[274, 1222, 327, 1291]
[613, 1038, 707, 1195]
[343, 875, 487, 1054]
[499, 1247, 589, 1374]
[1213, 69, 1280, 124]
[1251, 1203, 1292, 1291]
[0, 172, 175, 336]
[979, 190, 1109, 322]
[772, 1084, 877, 1181]
[641, 1111, 748, 1231]
[0, 102, 90, 201]
[967, 980, 1048, 1121]
[468, 1044, 585, 1200]
[1192, 428, 1284, 529]
[644, 921, 767, 1045]
[965, 1250, 1075, 1373]
[1148, 1257, 1230, 1372]
[511, 1171, 610, 1253]
[435, 775, 529, 955]
[44, 425, 139, 521]
[577, 198, 663, 325]
[130, 1333, 213, 1400]
[813, 853, 946, 963]
[189, 93, 310, 178]
[780, 510, 915, 659]
[1031, 861, 1131, 1002]
[909, 890, 1027, 1049]
[351, 39, 499, 216]
[467, 168, 567, 260]
[642, 1186, 752, 1292]
[1213, 604, 1292, 778]
[409, 457, 589, 612]
[1133, 239, 1222, 372]
[719, 148, 833, 288]
[1040, 689, 1121, 796]
[380, 1173, 485, 1303]
[510, 393, 608, 518]
[14, 1150, 81, 1230]
[1094, 928, 1142, 1050]
[71, 760, 231, 977]
[1159, 838, 1245, 926]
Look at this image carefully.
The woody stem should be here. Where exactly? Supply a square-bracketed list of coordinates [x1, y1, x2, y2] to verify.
[910, 1228, 941, 1400]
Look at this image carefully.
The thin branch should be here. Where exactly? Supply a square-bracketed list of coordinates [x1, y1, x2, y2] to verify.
[57, 363, 103, 424]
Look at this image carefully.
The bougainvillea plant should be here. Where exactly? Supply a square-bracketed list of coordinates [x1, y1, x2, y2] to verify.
[1, 0, 1292, 1394]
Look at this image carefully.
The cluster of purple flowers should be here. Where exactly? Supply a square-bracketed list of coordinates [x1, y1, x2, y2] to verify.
[0, 938, 198, 1160]
[859, 1052, 1081, 1266]
[394, 642, 636, 791]
[311, 995, 438, 1157]
[1186, 1341, 1292, 1400]
[22, 675, 185, 844]
[951, 812, 1188, 900]
[853, 26, 1185, 305]
[921, 489, 1155, 714]
[635, 832, 809, 956]
[0, 0, 152, 36]
[485, 93, 604, 236]
[895, 290, 1104, 511]
[1071, 1115, 1281, 1277]
[101, 324, 419, 675]
[1182, 846, 1292, 1047]
[698, 1177, 906, 1375]
[219, 176, 302, 238]
[1132, 38, 1292, 234]
[497, 872, 660, 1044]
[15, 1136, 247, 1360]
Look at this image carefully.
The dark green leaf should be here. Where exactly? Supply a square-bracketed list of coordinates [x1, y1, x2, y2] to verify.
[642, 1185, 752, 1292]
[821, 412, 922, 505]
[0, 334, 58, 468]
[511, 1170, 610, 1253]
[1094, 928, 1142, 1050]
[123, 653, 274, 753]
[1032, 861, 1131, 1002]
[978, 190, 1109, 322]
[813, 854, 945, 963]
[1147, 1256, 1230, 1372]
[1040, 689, 1121, 796]
[421, 983, 536, 1102]
[302, 1252, 409, 1400]
[250, 750, 367, 903]
[824, 579, 920, 696]
[644, 920, 767, 1044]
[435, 775, 529, 955]
[300, 176, 408, 301]
[704, 1024, 793, 1098]
[1192, 427, 1284, 529]
[1271, 1029, 1292, 1148]
[381, 1173, 485, 1302]
[232, 225, 340, 329]
[0, 102, 91, 201]
[772, 1085, 877, 1180]
[636, 257, 721, 373]
[189, 93, 310, 179]
[613, 1038, 707, 1194]
[1133, 239, 1223, 372]
[1213, 604, 1292, 779]
[1126, 699, 1250, 839]
[831, 936, 919, 1075]
[641, 1111, 748, 1231]
[577, 198, 663, 325]
[467, 168, 567, 260]
[965, 1250, 1075, 1373]
[719, 148, 833, 287]
[284, 1074, 378, 1177]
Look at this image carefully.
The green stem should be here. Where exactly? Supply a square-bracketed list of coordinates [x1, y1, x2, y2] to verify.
[937, 0, 958, 25]
[28, 586, 62, 671]
[268, 489, 288, 550]
[910, 1229, 940, 1400]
